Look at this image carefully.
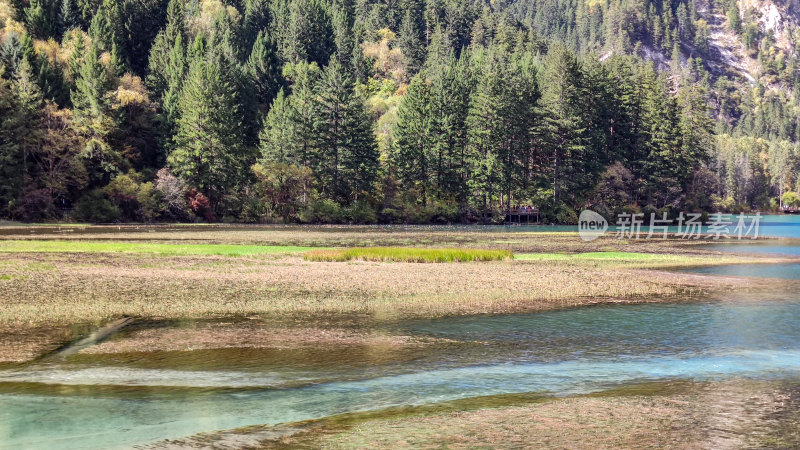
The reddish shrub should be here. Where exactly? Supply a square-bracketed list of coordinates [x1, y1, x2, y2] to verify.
[186, 189, 215, 221]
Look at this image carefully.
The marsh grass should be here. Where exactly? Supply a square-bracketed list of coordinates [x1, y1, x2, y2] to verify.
[304, 247, 513, 262]
[514, 251, 755, 268]
[0, 240, 315, 256]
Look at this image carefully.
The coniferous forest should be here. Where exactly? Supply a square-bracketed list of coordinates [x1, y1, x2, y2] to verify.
[1, 0, 800, 223]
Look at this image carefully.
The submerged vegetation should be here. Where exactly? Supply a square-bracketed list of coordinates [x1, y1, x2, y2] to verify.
[304, 247, 513, 262]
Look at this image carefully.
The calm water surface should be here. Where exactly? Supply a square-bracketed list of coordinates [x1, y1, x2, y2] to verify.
[2, 295, 800, 448]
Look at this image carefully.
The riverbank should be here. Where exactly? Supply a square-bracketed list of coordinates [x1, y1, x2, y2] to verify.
[178, 379, 798, 449]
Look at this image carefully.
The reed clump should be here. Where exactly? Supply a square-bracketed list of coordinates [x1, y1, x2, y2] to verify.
[304, 247, 514, 263]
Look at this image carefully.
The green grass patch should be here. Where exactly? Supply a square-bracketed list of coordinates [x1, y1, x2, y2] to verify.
[304, 247, 513, 263]
[0, 240, 315, 256]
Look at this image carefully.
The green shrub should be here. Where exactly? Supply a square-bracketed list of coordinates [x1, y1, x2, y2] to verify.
[73, 190, 121, 223]
[300, 199, 345, 223]
[348, 200, 377, 224]
[783, 191, 800, 207]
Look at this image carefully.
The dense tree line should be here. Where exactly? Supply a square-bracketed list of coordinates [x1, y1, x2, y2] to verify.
[0, 0, 798, 223]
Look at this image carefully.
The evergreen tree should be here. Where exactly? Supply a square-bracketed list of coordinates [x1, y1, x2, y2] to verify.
[430, 51, 473, 201]
[398, 8, 425, 75]
[259, 89, 298, 165]
[538, 43, 589, 205]
[278, 0, 335, 66]
[169, 58, 250, 208]
[161, 31, 187, 137]
[638, 64, 683, 205]
[247, 30, 283, 109]
[311, 56, 378, 202]
[242, 0, 271, 50]
[25, 0, 57, 39]
[393, 74, 435, 203]
[67, 31, 86, 83]
[284, 61, 320, 169]
[88, 0, 116, 51]
[146, 0, 184, 99]
[71, 43, 112, 124]
[59, 0, 80, 36]
[331, 4, 355, 70]
[12, 56, 44, 115]
[0, 77, 25, 215]
[465, 56, 504, 211]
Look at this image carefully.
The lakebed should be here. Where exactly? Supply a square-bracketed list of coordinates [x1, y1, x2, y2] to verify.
[1, 220, 800, 448]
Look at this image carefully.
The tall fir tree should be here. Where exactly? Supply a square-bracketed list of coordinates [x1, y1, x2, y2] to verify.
[312, 56, 378, 203]
[393, 74, 435, 203]
[70, 43, 112, 125]
[59, 0, 80, 36]
[259, 88, 299, 165]
[169, 58, 250, 209]
[0, 77, 25, 216]
[146, 0, 185, 100]
[537, 43, 590, 205]
[247, 30, 283, 109]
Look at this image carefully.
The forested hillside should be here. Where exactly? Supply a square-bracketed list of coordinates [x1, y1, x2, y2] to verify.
[0, 0, 799, 223]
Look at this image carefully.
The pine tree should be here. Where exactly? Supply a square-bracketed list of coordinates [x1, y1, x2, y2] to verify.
[312, 56, 378, 202]
[431, 51, 473, 201]
[35, 53, 69, 106]
[259, 89, 298, 165]
[25, 0, 56, 39]
[538, 43, 589, 204]
[331, 4, 355, 71]
[638, 64, 682, 204]
[278, 0, 334, 65]
[110, 41, 125, 76]
[247, 30, 283, 108]
[393, 74, 435, 203]
[161, 31, 186, 137]
[424, 23, 452, 75]
[676, 82, 713, 184]
[67, 31, 86, 83]
[59, 0, 80, 36]
[398, 8, 425, 75]
[146, 0, 184, 99]
[169, 58, 249, 208]
[88, 0, 116, 51]
[284, 61, 320, 169]
[12, 56, 43, 115]
[0, 77, 25, 215]
[242, 0, 271, 50]
[71, 43, 112, 124]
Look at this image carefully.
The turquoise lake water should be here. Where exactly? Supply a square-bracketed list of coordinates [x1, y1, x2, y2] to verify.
[2, 294, 800, 448]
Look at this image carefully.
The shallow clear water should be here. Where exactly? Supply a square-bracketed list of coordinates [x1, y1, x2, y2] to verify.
[2, 214, 798, 237]
[2, 296, 800, 449]
[685, 263, 800, 280]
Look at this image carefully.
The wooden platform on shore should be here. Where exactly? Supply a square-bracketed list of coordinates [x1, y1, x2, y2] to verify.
[506, 208, 540, 224]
